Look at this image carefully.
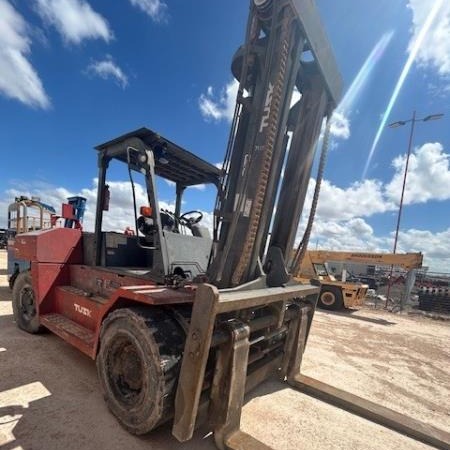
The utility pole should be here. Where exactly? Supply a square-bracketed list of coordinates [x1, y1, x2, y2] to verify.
[385, 112, 443, 310]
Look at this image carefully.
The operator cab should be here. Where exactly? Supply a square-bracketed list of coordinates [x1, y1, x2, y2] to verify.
[89, 127, 221, 284]
[313, 262, 336, 280]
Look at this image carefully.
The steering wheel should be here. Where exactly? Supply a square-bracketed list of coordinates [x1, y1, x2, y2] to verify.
[179, 210, 203, 227]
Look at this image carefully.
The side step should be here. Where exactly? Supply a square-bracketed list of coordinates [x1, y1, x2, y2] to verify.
[40, 313, 95, 358]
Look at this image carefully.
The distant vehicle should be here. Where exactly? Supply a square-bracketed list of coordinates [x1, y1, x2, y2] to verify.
[7, 196, 86, 288]
[296, 250, 423, 310]
[7, 196, 56, 288]
[295, 252, 368, 310]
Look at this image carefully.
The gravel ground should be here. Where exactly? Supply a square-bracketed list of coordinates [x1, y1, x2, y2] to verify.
[0, 249, 448, 450]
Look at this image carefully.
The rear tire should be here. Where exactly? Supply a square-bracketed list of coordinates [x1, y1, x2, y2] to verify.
[317, 286, 344, 310]
[96, 307, 184, 435]
[12, 271, 42, 333]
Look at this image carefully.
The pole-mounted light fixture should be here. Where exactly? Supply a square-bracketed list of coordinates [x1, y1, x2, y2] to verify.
[385, 111, 443, 310]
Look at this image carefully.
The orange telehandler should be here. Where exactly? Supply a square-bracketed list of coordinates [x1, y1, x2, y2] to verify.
[296, 250, 423, 310]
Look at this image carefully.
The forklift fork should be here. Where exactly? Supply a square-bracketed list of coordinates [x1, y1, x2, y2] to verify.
[172, 283, 450, 450]
[172, 283, 318, 449]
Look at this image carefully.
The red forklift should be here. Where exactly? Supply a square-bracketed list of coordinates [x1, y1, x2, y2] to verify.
[12, 0, 344, 448]
[11, 2, 450, 449]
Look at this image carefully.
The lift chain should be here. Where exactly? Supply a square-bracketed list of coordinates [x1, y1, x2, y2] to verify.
[231, 8, 293, 286]
[292, 113, 332, 274]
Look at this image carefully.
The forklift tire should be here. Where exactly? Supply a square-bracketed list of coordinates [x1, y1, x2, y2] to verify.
[8, 270, 18, 290]
[317, 286, 344, 310]
[12, 271, 42, 334]
[96, 307, 184, 435]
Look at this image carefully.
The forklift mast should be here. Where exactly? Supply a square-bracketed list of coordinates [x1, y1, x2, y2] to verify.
[209, 0, 341, 288]
[208, 0, 342, 288]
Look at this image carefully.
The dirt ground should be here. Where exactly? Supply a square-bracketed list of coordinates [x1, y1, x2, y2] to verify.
[0, 249, 449, 450]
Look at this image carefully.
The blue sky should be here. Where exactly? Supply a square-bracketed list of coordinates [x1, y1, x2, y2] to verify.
[0, 0, 449, 271]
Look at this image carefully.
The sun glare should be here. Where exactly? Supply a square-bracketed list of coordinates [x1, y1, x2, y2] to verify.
[362, 0, 445, 179]
[338, 31, 394, 116]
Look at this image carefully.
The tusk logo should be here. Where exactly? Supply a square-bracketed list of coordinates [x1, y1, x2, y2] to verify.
[74, 303, 92, 317]
[259, 82, 274, 133]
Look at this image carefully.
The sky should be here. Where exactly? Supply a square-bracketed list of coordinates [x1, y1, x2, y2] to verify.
[0, 0, 449, 272]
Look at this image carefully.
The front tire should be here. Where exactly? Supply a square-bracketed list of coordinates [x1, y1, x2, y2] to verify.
[12, 271, 42, 333]
[317, 286, 344, 310]
[96, 307, 184, 435]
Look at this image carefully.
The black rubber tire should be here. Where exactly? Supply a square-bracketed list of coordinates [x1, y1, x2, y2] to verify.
[96, 307, 184, 435]
[9, 269, 19, 290]
[317, 286, 344, 310]
[12, 271, 42, 334]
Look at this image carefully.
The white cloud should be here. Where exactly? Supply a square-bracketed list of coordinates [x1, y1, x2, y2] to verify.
[80, 179, 178, 231]
[3, 141, 449, 271]
[329, 111, 350, 139]
[1, 179, 213, 236]
[312, 178, 392, 220]
[199, 80, 351, 145]
[0, 0, 50, 109]
[129, 0, 167, 22]
[2, 178, 447, 271]
[86, 56, 128, 88]
[396, 228, 450, 263]
[314, 111, 351, 153]
[298, 209, 450, 273]
[385, 142, 450, 204]
[408, 0, 450, 88]
[309, 142, 450, 222]
[188, 184, 206, 191]
[308, 217, 450, 272]
[296, 141, 450, 271]
[199, 80, 239, 122]
[164, 180, 206, 191]
[307, 218, 382, 253]
[35, 0, 112, 44]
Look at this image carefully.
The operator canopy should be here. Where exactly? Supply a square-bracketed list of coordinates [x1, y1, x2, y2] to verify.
[95, 127, 221, 188]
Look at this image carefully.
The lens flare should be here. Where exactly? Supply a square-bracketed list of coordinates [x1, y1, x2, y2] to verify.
[338, 31, 394, 115]
[325, 31, 394, 145]
[362, 0, 445, 179]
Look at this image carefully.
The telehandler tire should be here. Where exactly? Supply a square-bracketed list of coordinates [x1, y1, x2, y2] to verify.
[317, 286, 344, 310]
[12, 271, 42, 334]
[96, 307, 184, 435]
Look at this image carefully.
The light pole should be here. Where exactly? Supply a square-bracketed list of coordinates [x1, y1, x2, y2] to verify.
[385, 111, 443, 308]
